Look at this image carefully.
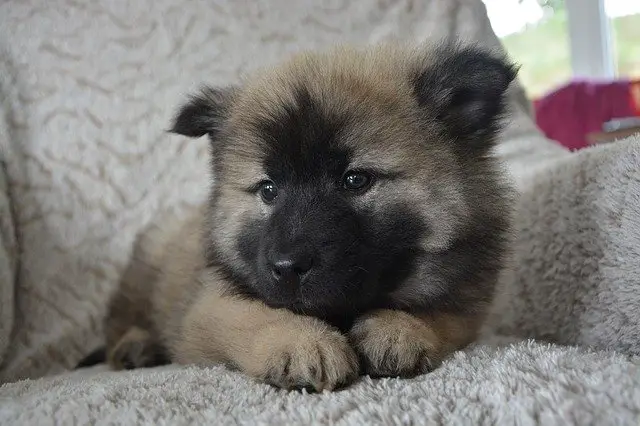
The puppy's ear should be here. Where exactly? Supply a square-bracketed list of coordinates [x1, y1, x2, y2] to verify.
[170, 86, 236, 138]
[414, 42, 518, 142]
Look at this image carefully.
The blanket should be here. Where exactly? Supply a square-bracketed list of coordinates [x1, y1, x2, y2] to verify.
[1, 337, 639, 425]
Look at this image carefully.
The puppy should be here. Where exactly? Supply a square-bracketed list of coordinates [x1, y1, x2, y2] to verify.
[97, 41, 517, 391]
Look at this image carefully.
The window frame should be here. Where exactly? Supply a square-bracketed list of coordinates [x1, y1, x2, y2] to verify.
[565, 0, 615, 79]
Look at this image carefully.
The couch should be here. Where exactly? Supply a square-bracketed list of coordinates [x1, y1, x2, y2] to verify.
[0, 0, 639, 424]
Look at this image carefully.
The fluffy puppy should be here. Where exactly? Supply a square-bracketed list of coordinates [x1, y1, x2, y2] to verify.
[97, 40, 517, 391]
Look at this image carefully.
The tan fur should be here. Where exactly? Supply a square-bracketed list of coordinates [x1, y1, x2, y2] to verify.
[349, 309, 483, 376]
[105, 208, 207, 355]
[177, 282, 359, 390]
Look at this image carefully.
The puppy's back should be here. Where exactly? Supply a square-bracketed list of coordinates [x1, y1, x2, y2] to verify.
[150, 207, 207, 347]
[105, 206, 206, 354]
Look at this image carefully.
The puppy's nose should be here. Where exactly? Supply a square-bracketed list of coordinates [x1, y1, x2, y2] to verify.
[269, 253, 313, 286]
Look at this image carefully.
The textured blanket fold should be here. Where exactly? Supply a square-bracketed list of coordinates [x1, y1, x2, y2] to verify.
[490, 135, 640, 356]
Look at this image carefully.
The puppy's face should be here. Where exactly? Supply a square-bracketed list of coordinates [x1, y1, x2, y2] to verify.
[171, 43, 516, 322]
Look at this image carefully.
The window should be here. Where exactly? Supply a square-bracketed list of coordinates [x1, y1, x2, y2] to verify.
[483, 0, 571, 98]
[484, 0, 640, 99]
[607, 0, 640, 78]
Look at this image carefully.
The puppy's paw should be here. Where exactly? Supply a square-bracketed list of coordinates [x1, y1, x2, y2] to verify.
[247, 319, 359, 392]
[108, 327, 169, 370]
[349, 310, 440, 378]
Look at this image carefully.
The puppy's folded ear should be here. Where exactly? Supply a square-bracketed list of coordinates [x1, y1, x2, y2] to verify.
[414, 42, 518, 143]
[170, 86, 236, 139]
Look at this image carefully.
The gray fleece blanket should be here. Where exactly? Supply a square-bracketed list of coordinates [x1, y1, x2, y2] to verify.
[1, 337, 639, 425]
[1, 0, 639, 424]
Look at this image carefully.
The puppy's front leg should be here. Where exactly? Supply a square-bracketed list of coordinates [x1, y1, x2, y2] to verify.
[349, 309, 481, 378]
[175, 289, 359, 391]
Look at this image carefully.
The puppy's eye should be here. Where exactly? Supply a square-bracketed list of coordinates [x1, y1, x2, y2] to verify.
[259, 180, 278, 203]
[342, 171, 373, 192]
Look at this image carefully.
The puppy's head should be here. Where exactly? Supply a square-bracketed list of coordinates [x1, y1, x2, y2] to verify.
[171, 42, 517, 321]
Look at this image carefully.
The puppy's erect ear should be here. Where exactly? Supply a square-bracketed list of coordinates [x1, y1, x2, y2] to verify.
[170, 86, 236, 138]
[414, 42, 518, 142]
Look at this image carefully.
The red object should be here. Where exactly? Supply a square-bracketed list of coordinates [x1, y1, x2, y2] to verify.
[630, 80, 640, 116]
[533, 79, 640, 150]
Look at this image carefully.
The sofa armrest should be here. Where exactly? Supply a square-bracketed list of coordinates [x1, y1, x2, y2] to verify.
[490, 135, 640, 355]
